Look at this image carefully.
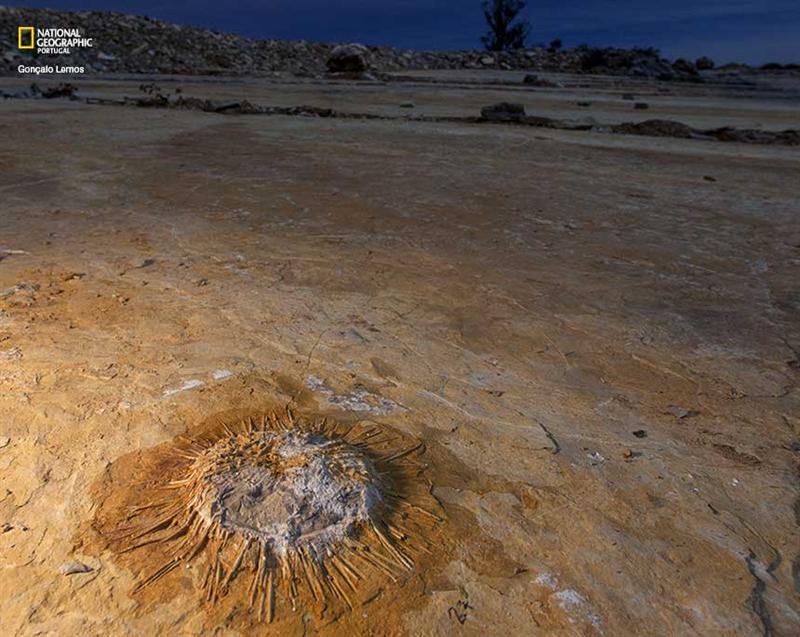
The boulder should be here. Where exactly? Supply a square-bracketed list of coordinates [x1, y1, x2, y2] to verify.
[523, 74, 560, 87]
[326, 43, 369, 73]
[39, 83, 78, 99]
[480, 102, 526, 122]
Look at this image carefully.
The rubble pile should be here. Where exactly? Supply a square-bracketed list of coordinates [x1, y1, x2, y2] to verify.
[0, 7, 761, 80]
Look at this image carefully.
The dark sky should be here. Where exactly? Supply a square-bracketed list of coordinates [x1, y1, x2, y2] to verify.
[19, 1, 800, 64]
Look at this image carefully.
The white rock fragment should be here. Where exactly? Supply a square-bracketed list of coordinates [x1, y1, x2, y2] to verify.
[163, 379, 204, 397]
[535, 572, 603, 631]
[305, 374, 327, 392]
[587, 451, 605, 465]
[304, 375, 401, 415]
[0, 347, 22, 361]
[59, 561, 93, 575]
[534, 572, 558, 589]
[554, 588, 588, 609]
[211, 369, 232, 381]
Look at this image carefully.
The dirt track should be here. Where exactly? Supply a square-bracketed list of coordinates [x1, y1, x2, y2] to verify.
[1, 71, 799, 635]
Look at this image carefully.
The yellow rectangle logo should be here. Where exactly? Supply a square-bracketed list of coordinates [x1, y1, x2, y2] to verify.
[18, 26, 35, 49]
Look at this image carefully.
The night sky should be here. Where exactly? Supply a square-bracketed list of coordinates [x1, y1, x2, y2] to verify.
[18, 1, 800, 64]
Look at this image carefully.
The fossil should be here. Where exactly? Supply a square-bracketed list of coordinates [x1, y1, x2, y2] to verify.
[110, 408, 441, 622]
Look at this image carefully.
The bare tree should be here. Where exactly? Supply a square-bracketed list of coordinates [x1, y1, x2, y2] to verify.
[481, 0, 529, 51]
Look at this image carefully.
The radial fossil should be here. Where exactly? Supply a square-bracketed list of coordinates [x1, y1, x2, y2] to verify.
[110, 408, 441, 622]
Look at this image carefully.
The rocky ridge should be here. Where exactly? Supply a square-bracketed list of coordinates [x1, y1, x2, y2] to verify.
[1, 6, 780, 79]
[4, 82, 797, 146]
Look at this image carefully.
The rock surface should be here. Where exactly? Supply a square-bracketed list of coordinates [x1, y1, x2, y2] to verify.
[0, 24, 799, 637]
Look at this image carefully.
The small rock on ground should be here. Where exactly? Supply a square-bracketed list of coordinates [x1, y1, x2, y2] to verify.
[59, 561, 93, 575]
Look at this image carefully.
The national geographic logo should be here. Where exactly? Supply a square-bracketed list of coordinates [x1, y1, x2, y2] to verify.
[18, 26, 34, 49]
[16, 26, 94, 54]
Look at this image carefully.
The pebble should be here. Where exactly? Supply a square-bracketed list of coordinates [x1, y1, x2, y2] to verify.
[666, 405, 699, 419]
[587, 451, 605, 465]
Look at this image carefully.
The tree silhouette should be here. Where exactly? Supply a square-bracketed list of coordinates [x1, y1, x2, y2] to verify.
[481, 0, 529, 51]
